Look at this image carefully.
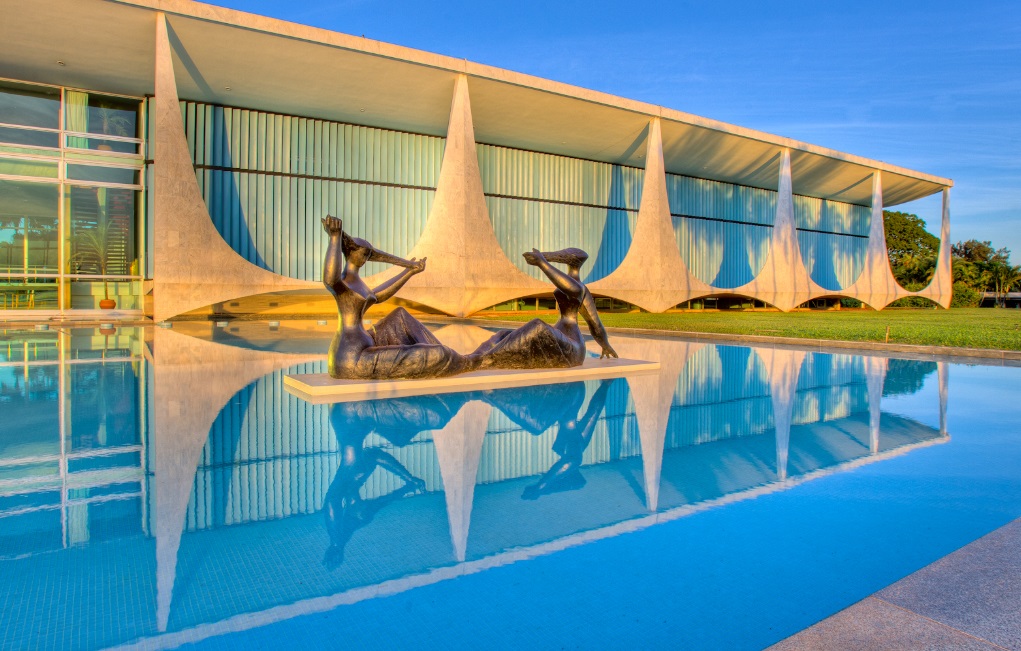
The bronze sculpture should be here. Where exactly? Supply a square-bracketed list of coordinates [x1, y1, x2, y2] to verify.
[322, 216, 616, 379]
[470, 248, 617, 369]
[321, 216, 478, 379]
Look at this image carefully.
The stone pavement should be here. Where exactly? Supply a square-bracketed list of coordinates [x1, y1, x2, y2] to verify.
[770, 518, 1021, 650]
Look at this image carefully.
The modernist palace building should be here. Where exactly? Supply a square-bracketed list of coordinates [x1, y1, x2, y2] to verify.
[0, 0, 953, 321]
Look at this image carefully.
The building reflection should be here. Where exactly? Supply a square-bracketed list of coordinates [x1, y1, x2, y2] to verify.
[0, 324, 949, 649]
[0, 327, 145, 555]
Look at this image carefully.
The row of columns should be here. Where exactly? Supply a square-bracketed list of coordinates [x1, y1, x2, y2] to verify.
[152, 13, 952, 321]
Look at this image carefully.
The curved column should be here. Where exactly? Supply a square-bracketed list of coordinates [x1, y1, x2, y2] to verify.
[433, 400, 491, 562]
[149, 327, 320, 631]
[864, 356, 889, 454]
[755, 346, 807, 481]
[152, 14, 316, 323]
[909, 188, 953, 308]
[589, 118, 712, 312]
[842, 173, 902, 309]
[365, 74, 545, 316]
[734, 150, 824, 311]
[615, 337, 705, 510]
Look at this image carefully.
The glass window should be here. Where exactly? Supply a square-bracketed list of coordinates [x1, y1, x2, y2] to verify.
[0, 277, 58, 310]
[68, 186, 137, 276]
[0, 82, 60, 129]
[66, 92, 139, 154]
[0, 157, 59, 179]
[67, 279, 139, 310]
[0, 179, 59, 274]
[0, 125, 59, 149]
[66, 164, 138, 186]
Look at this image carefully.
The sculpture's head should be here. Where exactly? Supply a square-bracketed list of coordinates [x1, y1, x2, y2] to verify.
[542, 248, 588, 272]
[342, 232, 415, 270]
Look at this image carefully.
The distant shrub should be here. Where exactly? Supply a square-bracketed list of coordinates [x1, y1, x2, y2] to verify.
[950, 281, 982, 308]
[839, 298, 863, 308]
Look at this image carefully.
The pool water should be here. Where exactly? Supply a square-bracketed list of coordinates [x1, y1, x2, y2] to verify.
[1, 322, 1019, 650]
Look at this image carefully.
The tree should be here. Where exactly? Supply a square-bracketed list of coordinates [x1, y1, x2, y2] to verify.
[951, 239, 1013, 295]
[884, 211, 939, 286]
[988, 262, 1021, 307]
[952, 239, 1009, 264]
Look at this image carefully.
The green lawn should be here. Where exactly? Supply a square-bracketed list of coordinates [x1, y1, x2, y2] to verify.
[475, 308, 1021, 351]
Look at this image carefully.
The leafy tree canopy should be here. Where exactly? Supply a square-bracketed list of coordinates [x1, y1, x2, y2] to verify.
[884, 211, 939, 286]
[951, 239, 1010, 264]
[885, 211, 939, 264]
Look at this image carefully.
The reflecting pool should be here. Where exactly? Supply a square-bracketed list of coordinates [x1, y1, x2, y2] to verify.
[1, 322, 1019, 650]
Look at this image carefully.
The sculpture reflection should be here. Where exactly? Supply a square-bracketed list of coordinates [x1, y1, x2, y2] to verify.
[473, 248, 617, 369]
[321, 216, 478, 380]
[323, 394, 472, 567]
[482, 380, 614, 498]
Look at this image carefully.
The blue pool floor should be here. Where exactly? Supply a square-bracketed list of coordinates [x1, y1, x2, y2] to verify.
[179, 364, 1021, 650]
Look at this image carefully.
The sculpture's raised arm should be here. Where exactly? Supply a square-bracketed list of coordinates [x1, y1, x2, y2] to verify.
[579, 292, 618, 359]
[321, 216, 347, 294]
[523, 249, 584, 296]
[371, 255, 426, 303]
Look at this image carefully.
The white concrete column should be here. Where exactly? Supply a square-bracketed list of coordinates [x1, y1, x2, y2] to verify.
[911, 188, 953, 308]
[150, 326, 319, 631]
[755, 346, 807, 480]
[152, 14, 315, 322]
[364, 74, 545, 316]
[588, 118, 712, 312]
[864, 356, 889, 454]
[734, 150, 822, 311]
[432, 400, 491, 562]
[843, 173, 902, 309]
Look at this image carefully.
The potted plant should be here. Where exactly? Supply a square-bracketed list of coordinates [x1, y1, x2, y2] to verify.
[73, 193, 120, 309]
[92, 102, 135, 152]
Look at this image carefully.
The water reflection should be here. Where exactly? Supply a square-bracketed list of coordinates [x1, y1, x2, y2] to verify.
[324, 396, 463, 568]
[0, 324, 950, 650]
[482, 381, 613, 500]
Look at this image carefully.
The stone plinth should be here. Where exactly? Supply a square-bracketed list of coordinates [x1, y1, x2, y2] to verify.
[284, 357, 660, 403]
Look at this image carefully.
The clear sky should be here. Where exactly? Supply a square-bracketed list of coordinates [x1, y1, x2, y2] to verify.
[208, 0, 1020, 259]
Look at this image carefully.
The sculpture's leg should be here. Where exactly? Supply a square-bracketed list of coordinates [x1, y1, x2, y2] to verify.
[469, 328, 514, 358]
[471, 319, 583, 370]
[372, 307, 443, 346]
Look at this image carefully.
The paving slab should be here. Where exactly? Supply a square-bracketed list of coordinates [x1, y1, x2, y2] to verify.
[878, 518, 1021, 650]
[768, 596, 1003, 651]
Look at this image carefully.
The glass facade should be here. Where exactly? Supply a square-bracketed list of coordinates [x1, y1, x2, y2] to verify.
[0, 79, 145, 313]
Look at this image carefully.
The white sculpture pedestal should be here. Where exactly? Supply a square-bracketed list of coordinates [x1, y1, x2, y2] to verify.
[284, 357, 659, 403]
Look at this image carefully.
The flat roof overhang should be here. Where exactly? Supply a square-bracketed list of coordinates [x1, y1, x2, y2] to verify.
[0, 0, 952, 206]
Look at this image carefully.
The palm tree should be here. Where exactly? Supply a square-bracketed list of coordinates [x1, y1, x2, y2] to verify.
[72, 190, 122, 308]
[989, 262, 1021, 307]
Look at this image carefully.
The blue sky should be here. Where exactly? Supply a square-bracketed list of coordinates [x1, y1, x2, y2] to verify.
[210, 0, 1020, 259]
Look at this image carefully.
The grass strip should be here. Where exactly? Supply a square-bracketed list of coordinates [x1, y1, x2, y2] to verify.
[474, 308, 1021, 351]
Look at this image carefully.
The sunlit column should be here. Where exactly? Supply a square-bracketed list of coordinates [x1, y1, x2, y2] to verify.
[588, 118, 711, 312]
[361, 74, 545, 316]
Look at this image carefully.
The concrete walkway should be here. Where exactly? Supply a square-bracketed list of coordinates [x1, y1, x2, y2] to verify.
[770, 518, 1021, 650]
